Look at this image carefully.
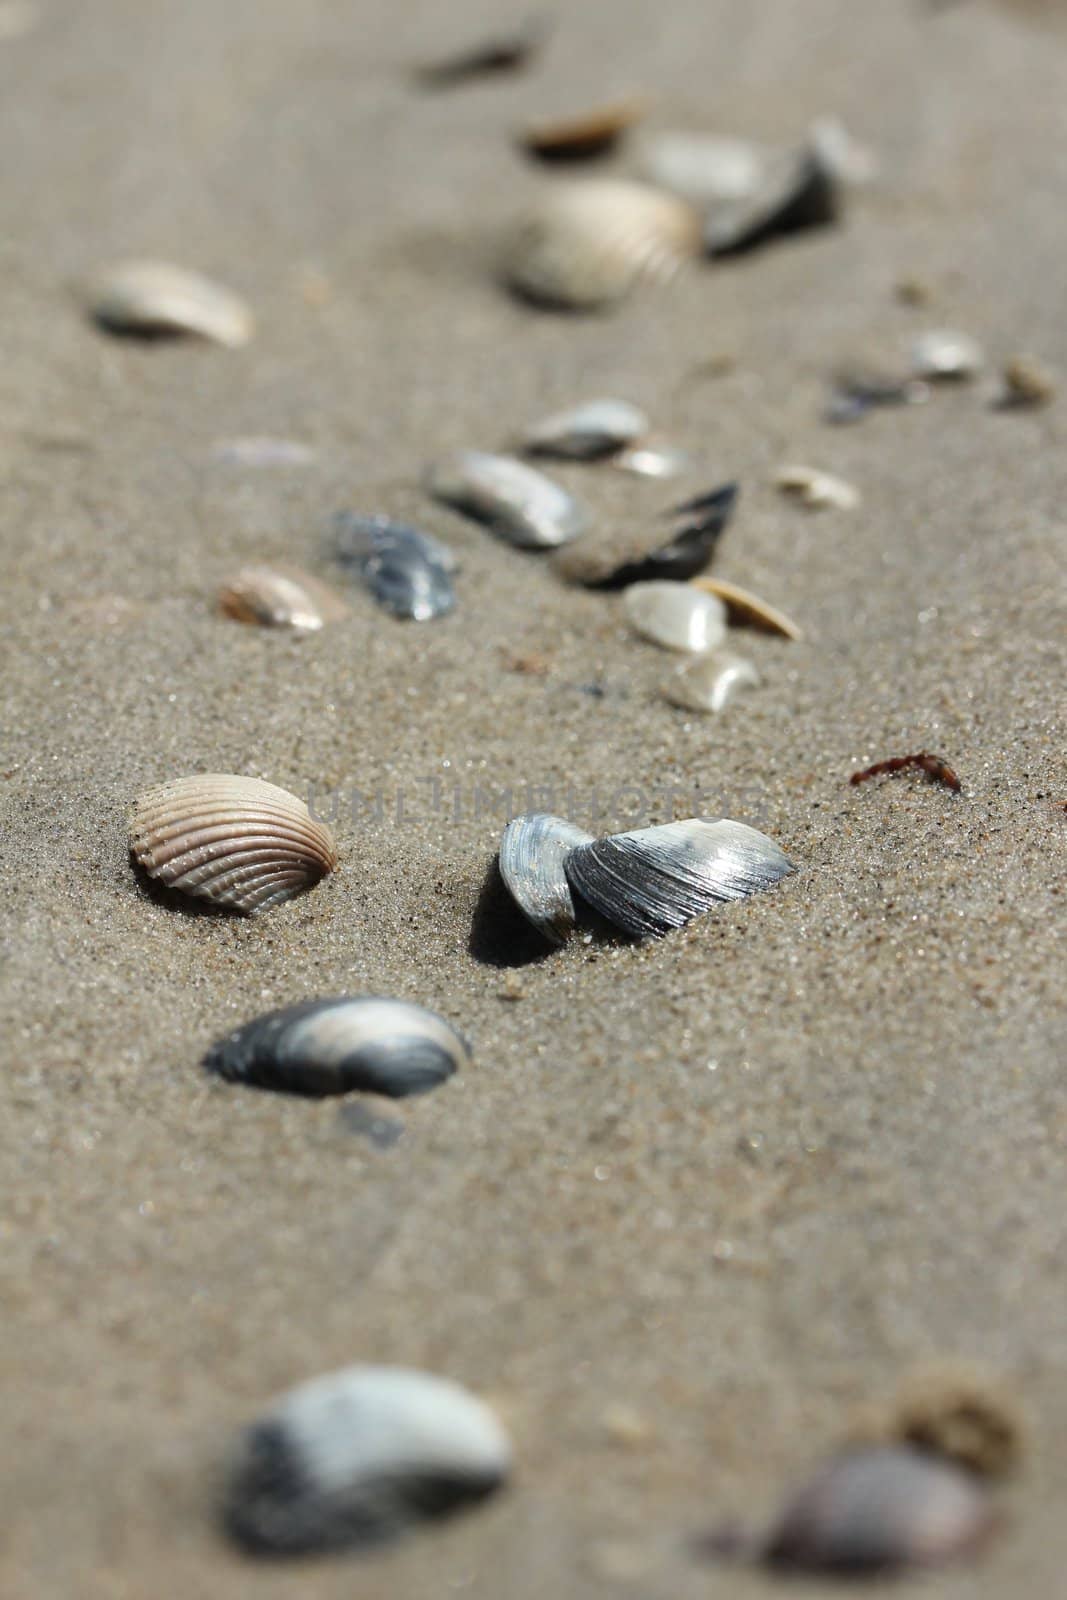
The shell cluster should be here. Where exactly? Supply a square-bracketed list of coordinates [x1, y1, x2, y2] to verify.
[499, 813, 794, 944]
[204, 996, 470, 1100]
[128, 774, 337, 916]
[224, 1365, 511, 1556]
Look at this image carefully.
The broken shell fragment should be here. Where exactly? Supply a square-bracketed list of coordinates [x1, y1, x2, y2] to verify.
[204, 996, 469, 1099]
[774, 463, 859, 510]
[89, 260, 253, 347]
[523, 398, 649, 460]
[218, 565, 349, 632]
[503, 179, 700, 310]
[334, 514, 457, 620]
[689, 577, 803, 640]
[558, 483, 737, 591]
[129, 774, 337, 915]
[662, 651, 761, 713]
[224, 1365, 511, 1556]
[764, 1446, 997, 1576]
[611, 441, 689, 479]
[624, 581, 727, 652]
[210, 437, 317, 467]
[425, 450, 587, 549]
[499, 813, 595, 945]
[704, 144, 839, 257]
[911, 329, 984, 381]
[565, 818, 794, 940]
[998, 353, 1056, 409]
[521, 98, 647, 163]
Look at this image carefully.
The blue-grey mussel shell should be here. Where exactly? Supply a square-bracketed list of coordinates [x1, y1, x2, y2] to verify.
[764, 1446, 997, 1575]
[224, 1364, 512, 1556]
[334, 514, 456, 621]
[565, 818, 794, 939]
[499, 812, 595, 945]
[204, 996, 470, 1099]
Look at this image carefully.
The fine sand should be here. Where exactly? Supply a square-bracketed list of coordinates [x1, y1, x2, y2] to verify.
[1, 2, 1064, 1596]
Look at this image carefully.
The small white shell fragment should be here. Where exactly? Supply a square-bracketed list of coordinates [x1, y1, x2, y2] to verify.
[662, 651, 761, 712]
[129, 774, 337, 915]
[624, 580, 727, 653]
[523, 398, 649, 460]
[424, 449, 587, 548]
[210, 437, 317, 467]
[224, 1365, 512, 1555]
[503, 179, 700, 310]
[911, 330, 984, 381]
[634, 131, 768, 205]
[89, 260, 253, 347]
[809, 117, 879, 185]
[774, 464, 859, 511]
[611, 440, 690, 479]
[218, 565, 349, 632]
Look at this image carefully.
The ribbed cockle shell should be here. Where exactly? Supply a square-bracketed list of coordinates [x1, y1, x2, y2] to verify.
[129, 774, 337, 915]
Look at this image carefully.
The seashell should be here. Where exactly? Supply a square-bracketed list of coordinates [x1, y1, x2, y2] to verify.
[763, 1446, 998, 1575]
[218, 564, 349, 632]
[911, 329, 984, 381]
[416, 18, 546, 87]
[424, 450, 587, 549]
[204, 995, 469, 1099]
[633, 132, 768, 207]
[704, 144, 839, 257]
[610, 441, 689, 479]
[523, 398, 649, 460]
[623, 581, 727, 653]
[334, 514, 457, 620]
[210, 437, 317, 467]
[520, 97, 648, 163]
[88, 260, 253, 347]
[808, 117, 879, 185]
[499, 813, 595, 945]
[503, 180, 700, 311]
[224, 1364, 511, 1556]
[558, 483, 737, 590]
[689, 577, 803, 639]
[998, 353, 1056, 409]
[565, 818, 795, 940]
[662, 650, 761, 713]
[129, 774, 337, 915]
[825, 370, 929, 425]
[774, 463, 859, 510]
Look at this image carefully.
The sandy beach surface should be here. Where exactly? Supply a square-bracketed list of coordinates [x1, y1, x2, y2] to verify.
[1, 1, 1065, 1595]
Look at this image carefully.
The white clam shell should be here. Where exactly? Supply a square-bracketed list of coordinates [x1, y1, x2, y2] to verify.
[634, 132, 769, 206]
[663, 651, 761, 712]
[129, 774, 337, 915]
[523, 398, 649, 460]
[89, 260, 253, 347]
[224, 1365, 512, 1555]
[499, 812, 595, 944]
[218, 565, 349, 632]
[911, 329, 985, 381]
[503, 179, 699, 310]
[624, 580, 727, 652]
[425, 450, 587, 548]
[774, 464, 859, 511]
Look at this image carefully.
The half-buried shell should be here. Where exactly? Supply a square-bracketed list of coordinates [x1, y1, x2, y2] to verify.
[204, 996, 469, 1098]
[503, 179, 700, 310]
[424, 450, 587, 548]
[224, 1364, 511, 1556]
[334, 514, 457, 620]
[218, 564, 349, 632]
[88, 260, 253, 347]
[565, 818, 794, 939]
[704, 143, 839, 257]
[129, 774, 337, 915]
[499, 813, 595, 945]
[523, 398, 649, 460]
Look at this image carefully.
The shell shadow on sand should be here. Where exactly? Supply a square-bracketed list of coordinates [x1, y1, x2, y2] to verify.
[468, 858, 566, 967]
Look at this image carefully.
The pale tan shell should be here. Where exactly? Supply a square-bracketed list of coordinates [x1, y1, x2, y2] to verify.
[129, 774, 337, 915]
[89, 260, 253, 347]
[689, 577, 803, 639]
[218, 565, 349, 632]
[503, 180, 700, 310]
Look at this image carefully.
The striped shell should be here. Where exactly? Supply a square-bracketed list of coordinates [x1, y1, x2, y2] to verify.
[503, 180, 700, 310]
[129, 774, 337, 915]
[89, 260, 253, 347]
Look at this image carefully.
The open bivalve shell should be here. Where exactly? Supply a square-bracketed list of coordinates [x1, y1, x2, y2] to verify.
[204, 996, 470, 1099]
[565, 818, 794, 939]
[128, 774, 337, 915]
[503, 179, 700, 310]
[224, 1364, 512, 1556]
[499, 813, 595, 945]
